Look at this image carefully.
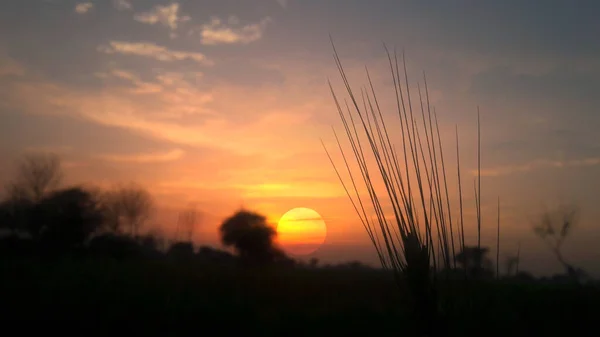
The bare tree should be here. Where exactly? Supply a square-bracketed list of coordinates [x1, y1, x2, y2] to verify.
[103, 183, 154, 237]
[5, 153, 63, 202]
[533, 204, 587, 282]
[177, 204, 200, 243]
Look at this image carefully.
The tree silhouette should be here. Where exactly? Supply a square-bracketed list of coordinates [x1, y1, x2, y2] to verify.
[35, 187, 105, 251]
[219, 209, 286, 265]
[102, 183, 153, 237]
[533, 204, 587, 282]
[455, 246, 494, 279]
[0, 196, 34, 234]
[5, 153, 63, 202]
[177, 204, 200, 243]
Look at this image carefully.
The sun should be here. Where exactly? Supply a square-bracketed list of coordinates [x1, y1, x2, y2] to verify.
[277, 207, 327, 256]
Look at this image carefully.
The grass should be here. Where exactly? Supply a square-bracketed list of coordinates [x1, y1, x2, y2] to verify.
[322, 43, 478, 335]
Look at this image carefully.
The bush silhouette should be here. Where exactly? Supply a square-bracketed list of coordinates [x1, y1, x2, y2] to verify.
[36, 187, 105, 251]
[167, 241, 195, 261]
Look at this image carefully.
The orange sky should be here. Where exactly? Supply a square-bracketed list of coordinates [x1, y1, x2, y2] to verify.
[1, 0, 600, 276]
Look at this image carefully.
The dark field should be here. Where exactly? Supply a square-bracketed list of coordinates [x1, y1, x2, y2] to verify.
[1, 257, 597, 337]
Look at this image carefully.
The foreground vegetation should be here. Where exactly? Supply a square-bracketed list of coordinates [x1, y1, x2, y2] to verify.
[1, 253, 597, 336]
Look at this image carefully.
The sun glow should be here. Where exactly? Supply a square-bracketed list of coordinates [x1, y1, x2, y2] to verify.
[277, 207, 327, 256]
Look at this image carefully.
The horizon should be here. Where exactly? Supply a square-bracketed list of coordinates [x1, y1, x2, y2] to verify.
[1, 0, 600, 277]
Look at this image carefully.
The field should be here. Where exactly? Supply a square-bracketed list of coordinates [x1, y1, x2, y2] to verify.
[1, 256, 597, 336]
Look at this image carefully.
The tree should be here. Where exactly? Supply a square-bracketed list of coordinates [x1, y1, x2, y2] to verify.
[0, 196, 34, 234]
[219, 209, 286, 265]
[35, 187, 105, 251]
[5, 153, 63, 202]
[177, 204, 200, 243]
[455, 246, 494, 279]
[533, 204, 587, 282]
[102, 183, 153, 237]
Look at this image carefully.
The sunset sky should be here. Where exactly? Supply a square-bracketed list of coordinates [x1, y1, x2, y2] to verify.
[1, 0, 599, 276]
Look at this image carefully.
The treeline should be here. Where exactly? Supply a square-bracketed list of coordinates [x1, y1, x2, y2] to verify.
[0, 153, 157, 255]
[0, 153, 376, 271]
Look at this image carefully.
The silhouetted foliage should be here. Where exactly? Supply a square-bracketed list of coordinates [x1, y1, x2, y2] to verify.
[1, 186, 104, 253]
[0, 197, 34, 234]
[177, 204, 200, 242]
[219, 209, 287, 265]
[456, 246, 494, 279]
[138, 233, 159, 251]
[5, 153, 63, 202]
[36, 187, 105, 251]
[167, 241, 195, 261]
[88, 233, 142, 259]
[102, 183, 153, 236]
[194, 245, 237, 266]
[533, 204, 587, 283]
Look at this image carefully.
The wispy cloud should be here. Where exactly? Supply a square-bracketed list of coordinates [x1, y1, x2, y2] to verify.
[4, 78, 313, 156]
[97, 41, 213, 65]
[134, 3, 189, 30]
[96, 149, 185, 163]
[199, 16, 272, 45]
[93, 68, 213, 114]
[75, 2, 94, 14]
[276, 0, 288, 8]
[475, 157, 600, 177]
[237, 181, 344, 199]
[113, 0, 132, 11]
[95, 69, 163, 94]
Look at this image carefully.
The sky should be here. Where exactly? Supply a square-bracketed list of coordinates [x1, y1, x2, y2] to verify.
[1, 0, 599, 276]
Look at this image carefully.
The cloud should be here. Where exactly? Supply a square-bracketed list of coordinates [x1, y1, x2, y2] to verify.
[113, 0, 132, 11]
[97, 41, 213, 65]
[95, 69, 163, 94]
[236, 181, 344, 199]
[96, 149, 185, 163]
[3, 77, 313, 156]
[276, 0, 288, 8]
[199, 16, 272, 45]
[92, 68, 213, 116]
[475, 157, 600, 177]
[75, 2, 94, 14]
[134, 3, 187, 30]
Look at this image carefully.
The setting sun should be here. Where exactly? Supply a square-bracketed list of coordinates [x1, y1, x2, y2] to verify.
[277, 208, 327, 256]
